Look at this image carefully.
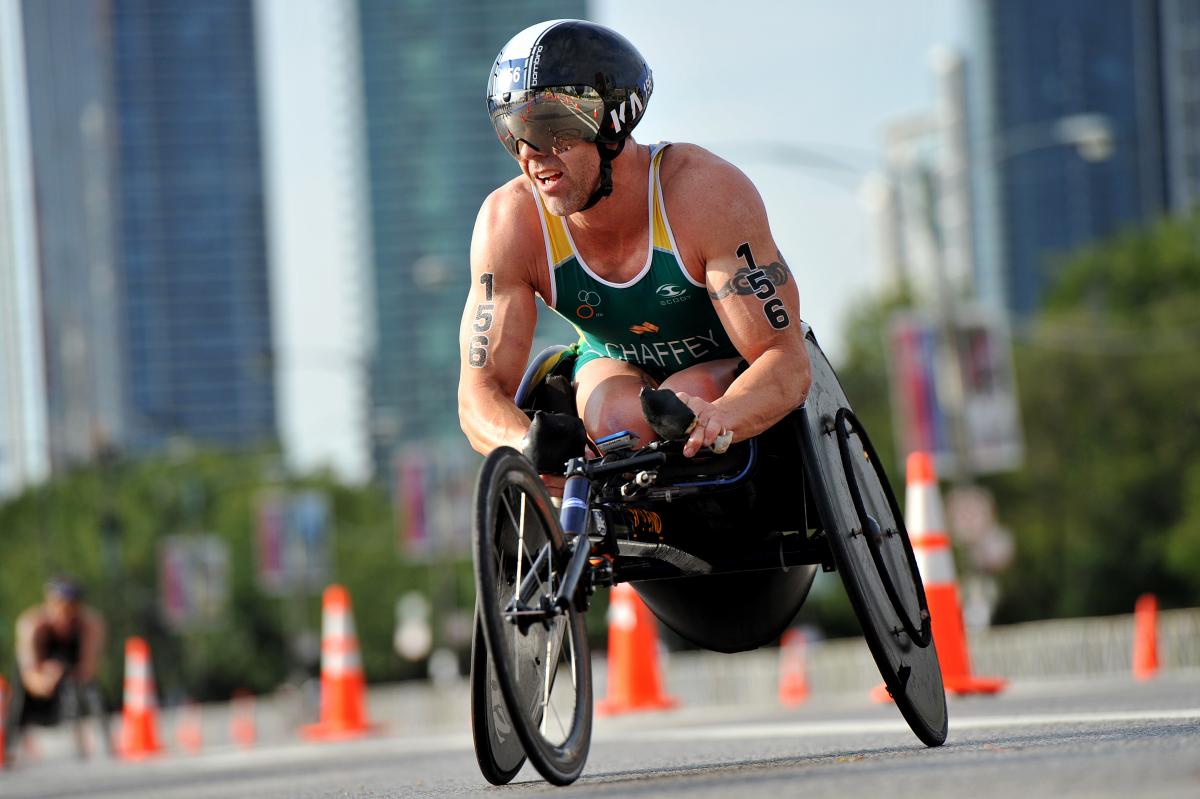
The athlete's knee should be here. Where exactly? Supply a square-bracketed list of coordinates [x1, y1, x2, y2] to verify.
[661, 367, 724, 403]
[584, 394, 652, 441]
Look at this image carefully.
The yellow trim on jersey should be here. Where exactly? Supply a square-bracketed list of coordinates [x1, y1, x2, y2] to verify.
[540, 204, 574, 267]
[533, 142, 675, 267]
[651, 146, 672, 251]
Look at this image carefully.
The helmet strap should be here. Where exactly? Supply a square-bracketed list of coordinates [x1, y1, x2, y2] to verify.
[579, 139, 626, 212]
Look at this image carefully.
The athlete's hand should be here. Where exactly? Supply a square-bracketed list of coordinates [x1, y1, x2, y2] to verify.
[674, 392, 735, 458]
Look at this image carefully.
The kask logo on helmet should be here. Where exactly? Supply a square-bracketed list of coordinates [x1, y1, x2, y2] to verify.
[608, 91, 644, 134]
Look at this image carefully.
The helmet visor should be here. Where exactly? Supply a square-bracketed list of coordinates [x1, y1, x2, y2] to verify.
[488, 86, 604, 158]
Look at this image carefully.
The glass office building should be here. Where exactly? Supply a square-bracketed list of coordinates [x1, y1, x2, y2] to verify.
[20, 1, 276, 460]
[1160, 0, 1200, 212]
[20, 0, 126, 468]
[111, 0, 276, 449]
[0, 0, 48, 496]
[357, 1, 581, 473]
[970, 0, 1169, 318]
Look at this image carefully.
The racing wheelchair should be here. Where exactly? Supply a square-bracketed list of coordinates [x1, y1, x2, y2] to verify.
[469, 324, 947, 786]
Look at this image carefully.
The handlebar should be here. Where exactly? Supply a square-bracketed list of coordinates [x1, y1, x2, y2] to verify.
[581, 450, 667, 479]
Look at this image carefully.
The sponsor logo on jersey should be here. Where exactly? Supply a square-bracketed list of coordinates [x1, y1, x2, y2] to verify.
[656, 284, 686, 299]
[629, 322, 660, 335]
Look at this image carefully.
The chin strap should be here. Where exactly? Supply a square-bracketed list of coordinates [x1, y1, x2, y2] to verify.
[579, 139, 626, 212]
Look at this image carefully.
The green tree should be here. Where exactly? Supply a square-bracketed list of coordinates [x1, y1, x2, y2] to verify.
[830, 214, 1200, 624]
[987, 214, 1200, 619]
[0, 449, 474, 702]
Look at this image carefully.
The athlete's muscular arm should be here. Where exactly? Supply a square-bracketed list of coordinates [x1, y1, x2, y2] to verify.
[664, 147, 811, 454]
[458, 184, 542, 455]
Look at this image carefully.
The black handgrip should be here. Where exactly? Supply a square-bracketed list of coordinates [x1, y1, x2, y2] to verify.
[639, 387, 695, 441]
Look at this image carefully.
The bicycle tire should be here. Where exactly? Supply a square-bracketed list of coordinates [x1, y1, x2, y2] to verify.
[472, 447, 593, 785]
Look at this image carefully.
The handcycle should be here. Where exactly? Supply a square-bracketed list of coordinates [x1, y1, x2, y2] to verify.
[469, 324, 947, 786]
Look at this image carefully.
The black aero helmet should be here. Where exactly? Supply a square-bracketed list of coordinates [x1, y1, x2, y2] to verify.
[487, 20, 653, 209]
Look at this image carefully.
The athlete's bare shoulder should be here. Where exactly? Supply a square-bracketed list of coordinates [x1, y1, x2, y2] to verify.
[472, 176, 548, 295]
[657, 143, 769, 265]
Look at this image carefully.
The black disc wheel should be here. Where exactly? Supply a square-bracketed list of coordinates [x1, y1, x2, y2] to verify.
[799, 329, 948, 746]
[469, 608, 526, 785]
[472, 447, 592, 786]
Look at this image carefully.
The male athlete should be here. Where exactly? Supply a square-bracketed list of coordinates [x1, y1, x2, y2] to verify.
[7, 576, 108, 762]
[459, 19, 811, 468]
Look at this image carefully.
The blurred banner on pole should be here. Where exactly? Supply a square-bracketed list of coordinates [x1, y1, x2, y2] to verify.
[888, 308, 1024, 476]
[160, 534, 230, 630]
[255, 490, 331, 595]
[393, 442, 476, 560]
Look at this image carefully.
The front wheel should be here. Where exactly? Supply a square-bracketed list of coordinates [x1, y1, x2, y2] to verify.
[472, 447, 592, 786]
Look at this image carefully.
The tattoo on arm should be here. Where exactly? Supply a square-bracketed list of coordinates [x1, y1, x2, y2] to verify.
[708, 261, 790, 300]
[709, 243, 792, 330]
[468, 272, 495, 368]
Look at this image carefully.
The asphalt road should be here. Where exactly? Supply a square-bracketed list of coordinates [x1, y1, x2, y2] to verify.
[4, 673, 1198, 799]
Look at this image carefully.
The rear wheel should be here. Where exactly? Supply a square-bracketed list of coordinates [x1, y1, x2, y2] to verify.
[799, 331, 947, 746]
[472, 447, 592, 785]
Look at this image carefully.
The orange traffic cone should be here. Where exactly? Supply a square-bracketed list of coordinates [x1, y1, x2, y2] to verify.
[174, 701, 203, 754]
[777, 628, 809, 707]
[1132, 593, 1159, 681]
[302, 584, 377, 740]
[230, 690, 257, 748]
[118, 637, 165, 759]
[874, 453, 1005, 700]
[597, 583, 678, 715]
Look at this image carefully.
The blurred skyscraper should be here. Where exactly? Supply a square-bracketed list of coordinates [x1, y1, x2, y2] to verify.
[356, 1, 580, 475]
[256, 0, 373, 482]
[20, 0, 126, 469]
[111, 0, 276, 449]
[1160, 0, 1200, 212]
[0, 0, 48, 498]
[17, 0, 277, 466]
[969, 0, 1182, 319]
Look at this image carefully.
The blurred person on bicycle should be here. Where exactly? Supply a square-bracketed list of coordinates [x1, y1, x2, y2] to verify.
[6, 576, 109, 763]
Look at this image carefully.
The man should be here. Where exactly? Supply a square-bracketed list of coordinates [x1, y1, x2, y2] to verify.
[459, 19, 811, 468]
[8, 576, 107, 761]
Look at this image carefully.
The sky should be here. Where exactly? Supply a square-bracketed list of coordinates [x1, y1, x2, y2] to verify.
[264, 0, 968, 481]
[593, 0, 967, 358]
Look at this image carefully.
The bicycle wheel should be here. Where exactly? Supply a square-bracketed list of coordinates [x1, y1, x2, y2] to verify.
[800, 330, 948, 747]
[469, 608, 526, 784]
[473, 447, 592, 786]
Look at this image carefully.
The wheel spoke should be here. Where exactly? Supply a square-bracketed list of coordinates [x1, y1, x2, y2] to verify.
[548, 684, 568, 741]
[501, 488, 547, 595]
[540, 624, 553, 736]
[513, 491, 526, 604]
[566, 621, 577, 691]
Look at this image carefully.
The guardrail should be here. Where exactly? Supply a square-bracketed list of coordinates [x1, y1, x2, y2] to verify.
[622, 607, 1200, 708]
